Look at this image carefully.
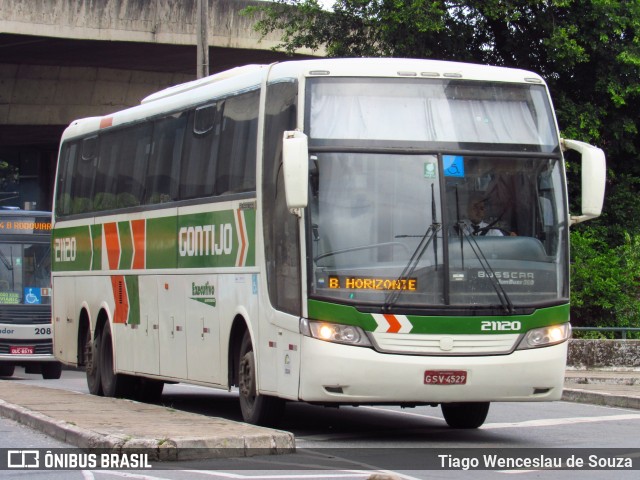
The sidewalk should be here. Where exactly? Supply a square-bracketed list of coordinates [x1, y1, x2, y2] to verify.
[562, 370, 640, 410]
[1, 371, 638, 461]
[0, 380, 294, 461]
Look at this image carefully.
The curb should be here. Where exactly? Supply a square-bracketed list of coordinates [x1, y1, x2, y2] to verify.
[0, 398, 112, 448]
[562, 388, 640, 411]
[0, 398, 295, 461]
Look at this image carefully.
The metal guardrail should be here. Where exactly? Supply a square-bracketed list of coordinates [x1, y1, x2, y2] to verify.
[572, 327, 640, 340]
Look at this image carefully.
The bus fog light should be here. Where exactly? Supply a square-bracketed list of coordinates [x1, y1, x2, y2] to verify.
[300, 319, 371, 347]
[518, 323, 571, 349]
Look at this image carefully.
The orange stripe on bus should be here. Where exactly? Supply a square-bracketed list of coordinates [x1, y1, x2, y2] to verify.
[236, 209, 246, 267]
[100, 117, 113, 128]
[384, 314, 401, 333]
[131, 219, 146, 269]
[111, 275, 129, 324]
[103, 222, 120, 270]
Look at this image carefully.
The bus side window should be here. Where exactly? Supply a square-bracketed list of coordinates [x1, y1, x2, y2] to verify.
[94, 131, 120, 209]
[55, 142, 79, 217]
[179, 103, 221, 200]
[216, 90, 259, 195]
[116, 124, 151, 208]
[262, 79, 301, 315]
[94, 124, 151, 210]
[145, 113, 186, 205]
[69, 136, 98, 215]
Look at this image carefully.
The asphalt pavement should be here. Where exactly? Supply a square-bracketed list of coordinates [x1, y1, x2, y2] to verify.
[0, 370, 638, 461]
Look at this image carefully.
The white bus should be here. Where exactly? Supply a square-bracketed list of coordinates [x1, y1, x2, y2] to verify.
[0, 208, 61, 379]
[52, 59, 605, 428]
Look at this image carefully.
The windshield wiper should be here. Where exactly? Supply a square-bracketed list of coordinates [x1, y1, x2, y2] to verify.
[452, 185, 513, 313]
[0, 250, 13, 271]
[384, 222, 441, 312]
[384, 183, 441, 312]
[456, 225, 515, 314]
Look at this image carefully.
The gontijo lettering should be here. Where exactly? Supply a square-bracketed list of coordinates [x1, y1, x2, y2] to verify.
[179, 224, 232, 257]
[54, 237, 77, 262]
[329, 275, 418, 291]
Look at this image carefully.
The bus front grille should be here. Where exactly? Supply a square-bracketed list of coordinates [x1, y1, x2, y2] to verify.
[0, 305, 51, 325]
[0, 338, 53, 355]
[369, 332, 520, 356]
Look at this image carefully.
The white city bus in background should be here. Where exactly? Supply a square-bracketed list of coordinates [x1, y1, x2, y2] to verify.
[0, 208, 61, 379]
[51, 59, 605, 428]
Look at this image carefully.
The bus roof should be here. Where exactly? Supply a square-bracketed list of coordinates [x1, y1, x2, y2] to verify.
[60, 58, 547, 142]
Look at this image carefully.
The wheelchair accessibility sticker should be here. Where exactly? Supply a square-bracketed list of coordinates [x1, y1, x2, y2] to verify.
[23, 288, 41, 305]
[444, 155, 465, 177]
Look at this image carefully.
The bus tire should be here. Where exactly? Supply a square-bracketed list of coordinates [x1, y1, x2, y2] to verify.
[99, 323, 135, 398]
[84, 326, 103, 395]
[238, 330, 285, 426]
[441, 402, 490, 429]
[41, 362, 62, 380]
[0, 362, 15, 377]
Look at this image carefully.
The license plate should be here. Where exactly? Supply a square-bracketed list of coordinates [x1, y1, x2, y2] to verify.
[10, 346, 34, 355]
[424, 370, 467, 385]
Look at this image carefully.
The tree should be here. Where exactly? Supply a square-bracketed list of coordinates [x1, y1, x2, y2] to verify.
[245, 1, 640, 329]
[570, 228, 640, 336]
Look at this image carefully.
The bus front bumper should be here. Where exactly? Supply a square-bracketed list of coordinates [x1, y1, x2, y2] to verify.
[298, 336, 567, 404]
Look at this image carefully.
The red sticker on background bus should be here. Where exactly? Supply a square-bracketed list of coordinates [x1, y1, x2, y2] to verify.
[10, 346, 35, 355]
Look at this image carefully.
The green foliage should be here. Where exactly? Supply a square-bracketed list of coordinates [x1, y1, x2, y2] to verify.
[570, 227, 640, 330]
[0, 160, 18, 192]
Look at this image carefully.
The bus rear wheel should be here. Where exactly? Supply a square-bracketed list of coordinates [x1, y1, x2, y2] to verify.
[441, 402, 490, 429]
[99, 323, 135, 398]
[238, 330, 285, 426]
[84, 326, 103, 395]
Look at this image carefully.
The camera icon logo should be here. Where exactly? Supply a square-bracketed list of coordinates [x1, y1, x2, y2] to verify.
[7, 450, 40, 468]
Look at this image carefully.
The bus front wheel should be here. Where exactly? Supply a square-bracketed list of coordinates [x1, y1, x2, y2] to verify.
[238, 330, 285, 426]
[441, 402, 490, 429]
[41, 362, 62, 380]
[0, 362, 15, 377]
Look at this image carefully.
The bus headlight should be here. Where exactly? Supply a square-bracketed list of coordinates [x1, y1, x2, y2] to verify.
[517, 323, 571, 349]
[300, 319, 372, 347]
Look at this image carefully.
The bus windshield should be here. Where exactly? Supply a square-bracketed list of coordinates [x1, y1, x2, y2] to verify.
[307, 78, 567, 311]
[0, 215, 52, 306]
[0, 242, 51, 306]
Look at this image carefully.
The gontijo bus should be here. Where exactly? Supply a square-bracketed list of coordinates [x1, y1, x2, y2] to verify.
[51, 59, 605, 428]
[0, 208, 61, 379]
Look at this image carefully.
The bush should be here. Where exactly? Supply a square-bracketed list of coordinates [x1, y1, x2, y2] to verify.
[570, 227, 640, 330]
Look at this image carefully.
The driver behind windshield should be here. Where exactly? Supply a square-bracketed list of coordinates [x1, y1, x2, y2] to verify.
[460, 192, 514, 236]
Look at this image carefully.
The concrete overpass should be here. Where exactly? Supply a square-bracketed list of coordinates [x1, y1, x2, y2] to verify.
[0, 0, 317, 210]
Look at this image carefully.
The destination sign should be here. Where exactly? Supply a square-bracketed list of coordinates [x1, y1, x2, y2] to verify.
[328, 275, 418, 291]
[0, 217, 52, 234]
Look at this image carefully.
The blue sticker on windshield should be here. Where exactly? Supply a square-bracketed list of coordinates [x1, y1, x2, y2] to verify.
[24, 288, 42, 305]
[444, 155, 465, 177]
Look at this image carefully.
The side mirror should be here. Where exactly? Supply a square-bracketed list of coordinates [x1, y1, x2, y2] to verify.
[282, 130, 309, 214]
[561, 138, 606, 225]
